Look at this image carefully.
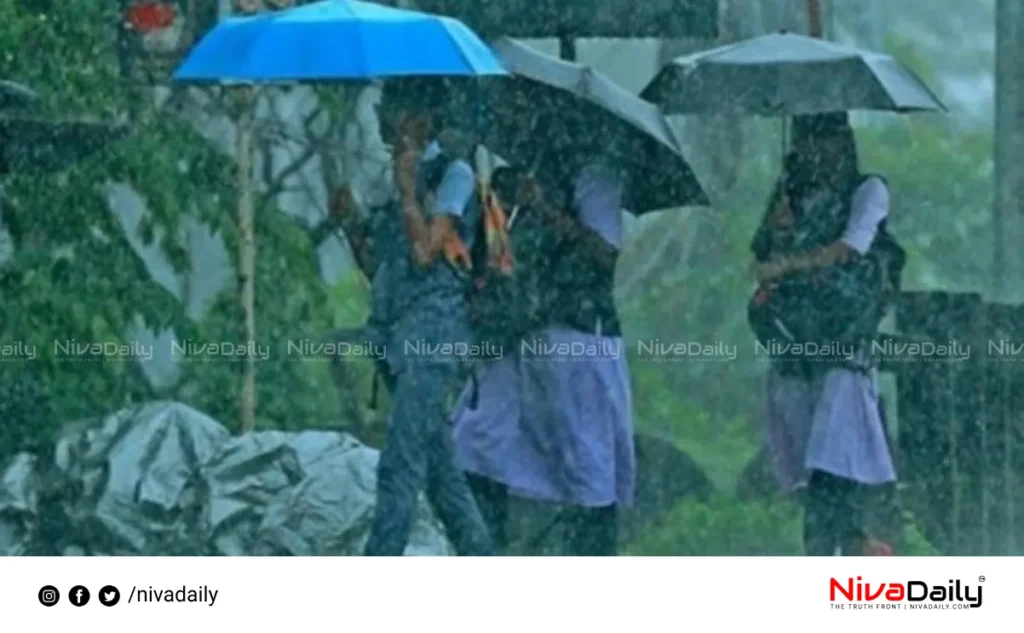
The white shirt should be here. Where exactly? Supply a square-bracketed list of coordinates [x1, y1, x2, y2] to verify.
[841, 176, 890, 254]
[420, 140, 475, 219]
[574, 163, 624, 250]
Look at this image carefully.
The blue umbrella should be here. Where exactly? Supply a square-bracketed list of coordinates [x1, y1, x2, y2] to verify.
[173, 0, 507, 82]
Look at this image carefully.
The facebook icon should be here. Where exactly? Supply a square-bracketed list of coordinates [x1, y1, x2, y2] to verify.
[69, 585, 90, 607]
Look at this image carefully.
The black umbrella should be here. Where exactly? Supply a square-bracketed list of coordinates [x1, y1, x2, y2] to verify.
[0, 116, 129, 175]
[485, 38, 710, 213]
[641, 33, 947, 116]
[0, 80, 40, 112]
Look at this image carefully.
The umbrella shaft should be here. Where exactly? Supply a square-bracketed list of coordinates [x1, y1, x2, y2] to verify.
[558, 35, 577, 61]
[806, 0, 824, 37]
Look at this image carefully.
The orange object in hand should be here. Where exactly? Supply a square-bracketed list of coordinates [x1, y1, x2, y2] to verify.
[481, 183, 514, 275]
[442, 233, 472, 271]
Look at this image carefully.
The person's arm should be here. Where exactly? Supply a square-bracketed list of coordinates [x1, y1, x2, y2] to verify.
[761, 242, 853, 279]
[758, 178, 889, 282]
[398, 152, 474, 268]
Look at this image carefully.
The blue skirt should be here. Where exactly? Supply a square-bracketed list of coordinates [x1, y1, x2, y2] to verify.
[451, 326, 635, 507]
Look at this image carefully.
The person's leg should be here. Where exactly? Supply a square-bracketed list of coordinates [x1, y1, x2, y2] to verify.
[804, 470, 864, 555]
[363, 367, 432, 556]
[466, 472, 509, 553]
[832, 477, 865, 556]
[420, 364, 495, 556]
[564, 505, 618, 556]
[804, 470, 840, 555]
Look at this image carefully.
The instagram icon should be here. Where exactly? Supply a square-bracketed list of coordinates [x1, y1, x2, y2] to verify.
[38, 585, 60, 607]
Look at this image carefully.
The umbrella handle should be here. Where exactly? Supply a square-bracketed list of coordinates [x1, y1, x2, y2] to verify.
[780, 117, 791, 163]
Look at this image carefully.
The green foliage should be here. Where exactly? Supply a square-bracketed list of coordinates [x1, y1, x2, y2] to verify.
[171, 207, 338, 430]
[327, 271, 371, 328]
[626, 496, 805, 556]
[0, 1, 346, 443]
[858, 120, 993, 292]
[627, 496, 941, 556]
[901, 512, 942, 556]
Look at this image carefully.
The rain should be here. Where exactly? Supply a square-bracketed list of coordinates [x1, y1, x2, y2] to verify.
[0, 0, 1018, 558]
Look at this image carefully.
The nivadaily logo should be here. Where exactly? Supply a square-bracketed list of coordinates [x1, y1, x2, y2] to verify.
[830, 576, 983, 610]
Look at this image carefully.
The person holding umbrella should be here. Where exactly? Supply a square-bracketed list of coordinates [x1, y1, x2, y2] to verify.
[449, 40, 708, 555]
[453, 108, 636, 556]
[642, 30, 943, 556]
[752, 112, 903, 556]
[357, 78, 499, 556]
[172, 0, 509, 555]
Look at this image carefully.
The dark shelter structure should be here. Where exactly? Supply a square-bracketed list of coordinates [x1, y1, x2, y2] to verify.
[403, 0, 719, 58]
[407, 0, 719, 38]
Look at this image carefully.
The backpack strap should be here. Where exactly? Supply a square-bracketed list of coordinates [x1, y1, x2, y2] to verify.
[480, 179, 514, 275]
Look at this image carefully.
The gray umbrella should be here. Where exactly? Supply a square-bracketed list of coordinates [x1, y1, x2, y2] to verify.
[0, 116, 129, 175]
[641, 32, 947, 117]
[0, 80, 40, 112]
[487, 38, 710, 213]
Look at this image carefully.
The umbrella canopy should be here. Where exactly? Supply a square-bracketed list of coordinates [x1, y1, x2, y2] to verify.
[0, 80, 40, 112]
[172, 0, 507, 82]
[641, 32, 947, 117]
[401, 0, 719, 39]
[0, 116, 129, 175]
[486, 38, 709, 213]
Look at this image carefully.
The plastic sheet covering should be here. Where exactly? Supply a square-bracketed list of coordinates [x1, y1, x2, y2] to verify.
[0, 401, 452, 555]
[0, 453, 38, 555]
[251, 434, 453, 555]
[54, 402, 231, 554]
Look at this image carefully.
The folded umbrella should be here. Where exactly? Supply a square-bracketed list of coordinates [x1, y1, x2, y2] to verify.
[641, 32, 946, 117]
[486, 38, 709, 213]
[0, 116, 129, 175]
[173, 0, 507, 82]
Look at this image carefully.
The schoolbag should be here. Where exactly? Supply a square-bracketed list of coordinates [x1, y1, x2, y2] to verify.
[747, 175, 906, 375]
[423, 150, 552, 358]
[465, 179, 561, 358]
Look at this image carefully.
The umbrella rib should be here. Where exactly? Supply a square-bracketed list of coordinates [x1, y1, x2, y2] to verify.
[439, 19, 483, 76]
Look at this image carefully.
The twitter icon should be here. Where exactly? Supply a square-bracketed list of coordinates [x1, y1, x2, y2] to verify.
[99, 585, 120, 607]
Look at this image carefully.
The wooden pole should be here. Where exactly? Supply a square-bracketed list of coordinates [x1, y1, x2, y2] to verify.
[236, 87, 256, 434]
[235, 0, 260, 434]
[806, 0, 824, 38]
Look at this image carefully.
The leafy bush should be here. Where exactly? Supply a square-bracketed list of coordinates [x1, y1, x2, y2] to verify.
[626, 496, 804, 556]
[627, 496, 940, 556]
